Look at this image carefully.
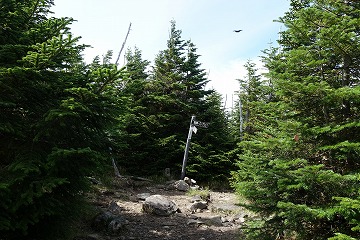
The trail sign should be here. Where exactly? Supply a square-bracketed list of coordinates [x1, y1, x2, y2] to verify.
[193, 120, 209, 128]
[180, 116, 209, 180]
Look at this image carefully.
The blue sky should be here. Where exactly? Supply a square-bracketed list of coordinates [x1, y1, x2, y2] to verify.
[51, 0, 290, 103]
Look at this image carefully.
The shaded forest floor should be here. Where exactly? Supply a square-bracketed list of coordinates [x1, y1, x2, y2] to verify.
[74, 177, 249, 240]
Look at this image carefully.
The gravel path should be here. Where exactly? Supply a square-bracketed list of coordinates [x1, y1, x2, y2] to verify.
[75, 178, 248, 240]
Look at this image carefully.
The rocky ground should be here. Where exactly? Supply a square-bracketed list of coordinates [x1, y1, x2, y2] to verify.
[74, 177, 250, 240]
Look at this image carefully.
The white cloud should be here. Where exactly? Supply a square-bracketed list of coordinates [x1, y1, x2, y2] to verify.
[52, 0, 286, 103]
[206, 57, 267, 109]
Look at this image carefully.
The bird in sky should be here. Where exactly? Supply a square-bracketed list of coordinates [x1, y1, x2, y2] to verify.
[233, 30, 242, 33]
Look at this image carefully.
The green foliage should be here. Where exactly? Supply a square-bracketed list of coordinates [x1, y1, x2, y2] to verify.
[187, 92, 235, 184]
[0, 1, 123, 239]
[0, 3, 244, 239]
[186, 187, 210, 200]
[230, 60, 272, 140]
[119, 21, 233, 182]
[231, 0, 360, 239]
[329, 233, 358, 240]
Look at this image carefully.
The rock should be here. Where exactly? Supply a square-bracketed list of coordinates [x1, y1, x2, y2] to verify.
[174, 180, 190, 191]
[142, 195, 178, 216]
[189, 201, 208, 212]
[190, 185, 200, 190]
[211, 203, 242, 213]
[184, 177, 197, 185]
[188, 214, 199, 219]
[205, 215, 223, 226]
[136, 193, 151, 201]
[161, 221, 177, 226]
[92, 211, 128, 233]
[174, 212, 186, 218]
[227, 215, 246, 225]
[190, 192, 210, 202]
[88, 177, 101, 185]
[108, 200, 122, 214]
[190, 195, 202, 203]
[234, 216, 246, 224]
[183, 177, 191, 184]
[221, 216, 228, 223]
[164, 180, 177, 190]
[187, 219, 205, 225]
[108, 216, 128, 233]
[92, 211, 115, 231]
[128, 194, 139, 202]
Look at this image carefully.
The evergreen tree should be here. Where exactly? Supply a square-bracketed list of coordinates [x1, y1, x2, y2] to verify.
[230, 60, 270, 140]
[116, 47, 152, 173]
[119, 21, 232, 182]
[120, 21, 212, 176]
[231, 1, 360, 239]
[0, 1, 123, 239]
[188, 92, 236, 185]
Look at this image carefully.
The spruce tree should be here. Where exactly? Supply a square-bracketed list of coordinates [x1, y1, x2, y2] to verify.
[119, 21, 232, 182]
[120, 21, 212, 176]
[188, 92, 236, 185]
[0, 1, 123, 239]
[231, 0, 360, 239]
[230, 60, 270, 140]
[116, 47, 152, 173]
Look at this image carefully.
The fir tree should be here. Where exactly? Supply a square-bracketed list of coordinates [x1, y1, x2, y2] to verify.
[120, 21, 212, 176]
[188, 92, 236, 185]
[116, 47, 152, 173]
[0, 1, 123, 239]
[231, 0, 360, 239]
[119, 21, 232, 182]
[230, 60, 270, 140]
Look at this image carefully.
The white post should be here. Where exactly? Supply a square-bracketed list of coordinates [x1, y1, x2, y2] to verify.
[180, 115, 195, 180]
[109, 147, 121, 177]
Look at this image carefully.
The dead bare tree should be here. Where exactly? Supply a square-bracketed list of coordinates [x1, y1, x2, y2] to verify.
[115, 22, 132, 65]
[110, 23, 132, 177]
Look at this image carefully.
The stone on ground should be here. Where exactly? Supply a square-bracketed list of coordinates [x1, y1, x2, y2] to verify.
[174, 180, 190, 191]
[189, 201, 208, 212]
[142, 194, 178, 216]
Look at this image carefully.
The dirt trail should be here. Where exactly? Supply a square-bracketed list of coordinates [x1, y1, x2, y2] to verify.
[76, 178, 247, 240]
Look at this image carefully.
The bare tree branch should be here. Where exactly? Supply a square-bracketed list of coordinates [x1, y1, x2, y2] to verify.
[115, 22, 132, 65]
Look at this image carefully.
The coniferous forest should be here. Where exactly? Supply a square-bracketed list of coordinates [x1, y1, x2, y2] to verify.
[0, 0, 359, 239]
